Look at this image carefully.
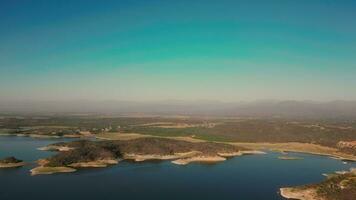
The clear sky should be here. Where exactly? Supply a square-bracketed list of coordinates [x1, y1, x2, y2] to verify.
[1, 0, 356, 102]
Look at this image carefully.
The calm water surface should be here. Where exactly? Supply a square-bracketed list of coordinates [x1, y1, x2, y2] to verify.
[0, 135, 355, 200]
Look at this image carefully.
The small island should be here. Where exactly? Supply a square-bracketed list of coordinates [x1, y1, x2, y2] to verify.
[280, 168, 356, 200]
[0, 157, 25, 168]
[31, 137, 263, 175]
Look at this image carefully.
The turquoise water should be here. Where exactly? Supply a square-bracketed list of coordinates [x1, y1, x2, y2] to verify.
[0, 136, 355, 200]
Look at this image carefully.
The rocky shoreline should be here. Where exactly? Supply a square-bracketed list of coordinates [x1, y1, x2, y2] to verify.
[280, 187, 318, 200]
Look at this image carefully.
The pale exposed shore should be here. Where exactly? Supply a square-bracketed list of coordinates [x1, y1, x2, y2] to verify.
[30, 159, 75, 175]
[172, 150, 267, 165]
[172, 156, 226, 165]
[38, 145, 74, 152]
[239, 150, 267, 155]
[29, 134, 61, 139]
[231, 142, 356, 161]
[31, 166, 76, 175]
[0, 162, 26, 168]
[68, 159, 119, 168]
[280, 187, 319, 200]
[123, 151, 201, 162]
[217, 150, 266, 157]
[278, 156, 303, 160]
[31, 159, 118, 175]
[217, 152, 243, 157]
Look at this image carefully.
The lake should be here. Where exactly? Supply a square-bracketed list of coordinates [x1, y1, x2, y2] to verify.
[0, 135, 355, 200]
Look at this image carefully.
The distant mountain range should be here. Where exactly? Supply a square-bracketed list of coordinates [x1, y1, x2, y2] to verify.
[0, 100, 356, 119]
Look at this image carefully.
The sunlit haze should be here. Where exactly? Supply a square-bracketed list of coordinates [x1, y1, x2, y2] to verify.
[1, 0, 356, 102]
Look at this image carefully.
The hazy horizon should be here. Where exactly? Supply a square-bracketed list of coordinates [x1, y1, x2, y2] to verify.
[1, 0, 356, 102]
[1, 98, 356, 104]
[1, 99, 356, 119]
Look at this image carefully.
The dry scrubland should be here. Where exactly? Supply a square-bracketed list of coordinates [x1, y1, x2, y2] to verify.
[1, 116, 356, 158]
[1, 116, 355, 146]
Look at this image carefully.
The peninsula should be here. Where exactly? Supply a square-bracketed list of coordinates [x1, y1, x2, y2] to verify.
[31, 137, 260, 175]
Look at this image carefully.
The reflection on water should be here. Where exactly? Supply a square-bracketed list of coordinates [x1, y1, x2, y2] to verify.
[0, 135, 355, 200]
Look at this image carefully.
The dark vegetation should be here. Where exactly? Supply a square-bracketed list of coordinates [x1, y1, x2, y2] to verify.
[317, 173, 356, 200]
[46, 140, 121, 167]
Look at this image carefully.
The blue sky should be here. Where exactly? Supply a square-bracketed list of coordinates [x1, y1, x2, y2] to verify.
[1, 0, 356, 101]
